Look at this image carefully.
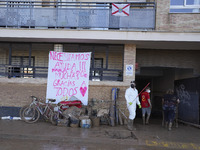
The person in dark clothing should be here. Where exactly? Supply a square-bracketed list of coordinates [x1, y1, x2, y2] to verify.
[162, 89, 180, 131]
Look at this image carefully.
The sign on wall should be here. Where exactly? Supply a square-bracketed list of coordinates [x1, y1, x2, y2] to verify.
[46, 51, 91, 105]
[126, 64, 133, 76]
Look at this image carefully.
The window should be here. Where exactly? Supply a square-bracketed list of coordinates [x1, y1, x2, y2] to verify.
[7, 0, 34, 8]
[42, 0, 50, 7]
[94, 58, 103, 68]
[170, 0, 200, 13]
[92, 58, 103, 81]
[8, 56, 35, 78]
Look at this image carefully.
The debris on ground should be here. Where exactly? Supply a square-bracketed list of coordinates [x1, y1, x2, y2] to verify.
[105, 130, 138, 139]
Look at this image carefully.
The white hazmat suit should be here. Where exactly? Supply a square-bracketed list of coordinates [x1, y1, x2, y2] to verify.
[125, 87, 141, 120]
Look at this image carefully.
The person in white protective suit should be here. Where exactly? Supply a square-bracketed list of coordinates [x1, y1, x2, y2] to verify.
[125, 81, 141, 131]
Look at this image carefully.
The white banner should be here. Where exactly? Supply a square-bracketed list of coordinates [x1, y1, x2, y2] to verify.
[46, 51, 91, 105]
[112, 3, 130, 16]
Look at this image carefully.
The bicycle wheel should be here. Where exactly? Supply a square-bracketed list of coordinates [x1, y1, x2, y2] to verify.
[22, 106, 40, 123]
[50, 112, 59, 125]
[19, 105, 30, 121]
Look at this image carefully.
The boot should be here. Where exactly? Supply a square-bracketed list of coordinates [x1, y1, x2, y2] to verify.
[146, 115, 150, 125]
[132, 120, 136, 130]
[168, 122, 172, 131]
[127, 119, 133, 131]
[142, 116, 145, 125]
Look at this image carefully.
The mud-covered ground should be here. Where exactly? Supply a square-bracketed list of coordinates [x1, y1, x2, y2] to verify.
[0, 118, 200, 150]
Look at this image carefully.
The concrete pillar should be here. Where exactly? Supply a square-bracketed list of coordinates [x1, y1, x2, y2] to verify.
[123, 44, 136, 85]
[54, 44, 63, 52]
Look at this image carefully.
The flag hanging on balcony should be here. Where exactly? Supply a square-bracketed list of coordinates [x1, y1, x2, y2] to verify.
[112, 3, 130, 16]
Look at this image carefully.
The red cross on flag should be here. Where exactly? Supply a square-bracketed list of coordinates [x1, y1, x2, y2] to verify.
[112, 3, 130, 16]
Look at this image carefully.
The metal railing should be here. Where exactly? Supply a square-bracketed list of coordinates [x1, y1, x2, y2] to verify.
[0, 1, 156, 30]
[0, 65, 123, 81]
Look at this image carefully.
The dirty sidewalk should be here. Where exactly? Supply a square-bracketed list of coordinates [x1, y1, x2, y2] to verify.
[0, 118, 200, 150]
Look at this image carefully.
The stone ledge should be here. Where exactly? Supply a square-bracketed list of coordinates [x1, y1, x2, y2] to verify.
[0, 77, 129, 87]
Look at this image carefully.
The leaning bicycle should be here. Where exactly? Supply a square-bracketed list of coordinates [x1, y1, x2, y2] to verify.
[22, 97, 56, 123]
[19, 96, 40, 121]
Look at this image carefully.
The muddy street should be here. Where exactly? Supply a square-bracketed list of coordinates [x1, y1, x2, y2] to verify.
[0, 119, 200, 150]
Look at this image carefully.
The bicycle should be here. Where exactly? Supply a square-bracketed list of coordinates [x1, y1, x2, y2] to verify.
[22, 97, 56, 123]
[50, 102, 66, 125]
[19, 96, 40, 121]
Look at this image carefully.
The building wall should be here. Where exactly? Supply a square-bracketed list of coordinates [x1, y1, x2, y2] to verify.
[136, 49, 200, 76]
[1, 44, 200, 111]
[0, 44, 124, 69]
[1, 45, 200, 108]
[123, 44, 136, 84]
[0, 44, 136, 112]
[0, 0, 199, 119]
[0, 81, 47, 107]
[0, 47, 7, 65]
[32, 44, 52, 67]
[40, 0, 200, 32]
[156, 0, 200, 32]
[64, 44, 124, 70]
[0, 79, 128, 113]
[10, 44, 52, 67]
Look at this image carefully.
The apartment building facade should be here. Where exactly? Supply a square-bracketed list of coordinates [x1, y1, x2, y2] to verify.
[0, 0, 200, 122]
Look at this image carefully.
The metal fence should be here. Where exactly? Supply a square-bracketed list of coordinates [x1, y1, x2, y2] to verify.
[0, 65, 123, 81]
[0, 65, 48, 78]
[0, 1, 155, 30]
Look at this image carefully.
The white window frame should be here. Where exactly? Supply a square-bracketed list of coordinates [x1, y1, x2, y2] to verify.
[170, 0, 200, 12]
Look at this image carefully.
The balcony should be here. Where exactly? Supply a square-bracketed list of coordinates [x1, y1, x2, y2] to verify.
[0, 1, 155, 30]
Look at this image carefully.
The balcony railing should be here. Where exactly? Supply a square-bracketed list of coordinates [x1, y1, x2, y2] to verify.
[0, 1, 155, 30]
[0, 65, 123, 81]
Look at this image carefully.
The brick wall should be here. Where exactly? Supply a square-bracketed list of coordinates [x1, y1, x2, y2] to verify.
[32, 44, 52, 67]
[64, 44, 124, 70]
[156, 0, 200, 32]
[0, 44, 124, 70]
[123, 44, 136, 84]
[0, 80, 131, 117]
[0, 81, 128, 110]
[0, 82, 47, 107]
[0, 48, 7, 65]
[11, 44, 51, 67]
